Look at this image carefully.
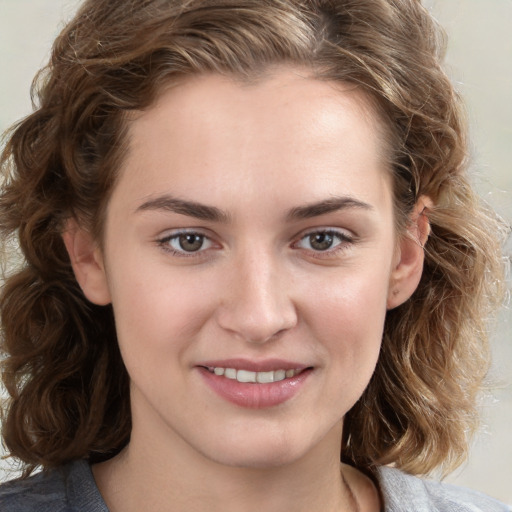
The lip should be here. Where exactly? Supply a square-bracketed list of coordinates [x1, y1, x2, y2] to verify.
[196, 359, 312, 409]
[198, 358, 309, 372]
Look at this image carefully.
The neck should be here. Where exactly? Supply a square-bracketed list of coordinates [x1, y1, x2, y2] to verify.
[92, 392, 381, 512]
[94, 425, 358, 512]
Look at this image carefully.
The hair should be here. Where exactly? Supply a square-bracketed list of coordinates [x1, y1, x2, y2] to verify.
[0, 0, 506, 478]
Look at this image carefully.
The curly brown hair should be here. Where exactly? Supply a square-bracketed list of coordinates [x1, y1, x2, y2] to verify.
[0, 0, 505, 478]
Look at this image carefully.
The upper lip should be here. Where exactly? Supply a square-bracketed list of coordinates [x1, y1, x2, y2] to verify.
[197, 358, 310, 372]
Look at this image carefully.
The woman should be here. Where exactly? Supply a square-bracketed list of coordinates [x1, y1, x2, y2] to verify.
[0, 0, 508, 510]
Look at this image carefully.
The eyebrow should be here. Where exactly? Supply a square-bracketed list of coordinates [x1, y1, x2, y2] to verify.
[136, 196, 231, 222]
[136, 194, 373, 223]
[286, 196, 373, 221]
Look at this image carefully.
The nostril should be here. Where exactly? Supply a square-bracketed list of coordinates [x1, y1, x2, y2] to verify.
[214, 278, 298, 344]
[216, 309, 297, 344]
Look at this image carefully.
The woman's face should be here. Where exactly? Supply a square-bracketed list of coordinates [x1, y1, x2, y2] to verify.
[81, 69, 417, 468]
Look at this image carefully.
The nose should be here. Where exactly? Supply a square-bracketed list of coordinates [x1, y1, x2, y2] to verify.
[216, 250, 298, 344]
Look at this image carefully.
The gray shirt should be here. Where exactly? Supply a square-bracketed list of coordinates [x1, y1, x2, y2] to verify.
[0, 459, 509, 511]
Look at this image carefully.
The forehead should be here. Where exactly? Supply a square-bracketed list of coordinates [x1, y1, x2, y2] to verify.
[130, 69, 387, 152]
[114, 69, 392, 216]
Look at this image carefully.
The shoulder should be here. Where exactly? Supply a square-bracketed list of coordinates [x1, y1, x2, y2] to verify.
[376, 466, 511, 512]
[0, 465, 70, 512]
[0, 460, 107, 512]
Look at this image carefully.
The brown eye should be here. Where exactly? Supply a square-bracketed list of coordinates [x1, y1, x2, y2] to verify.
[308, 232, 334, 251]
[160, 232, 213, 255]
[295, 229, 353, 254]
[177, 233, 204, 252]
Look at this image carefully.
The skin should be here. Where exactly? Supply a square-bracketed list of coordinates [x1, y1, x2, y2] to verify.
[64, 68, 428, 512]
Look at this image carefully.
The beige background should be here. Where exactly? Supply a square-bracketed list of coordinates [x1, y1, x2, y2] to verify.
[1, 0, 511, 504]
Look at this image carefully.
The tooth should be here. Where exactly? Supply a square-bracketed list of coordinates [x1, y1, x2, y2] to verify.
[237, 370, 256, 383]
[224, 368, 237, 379]
[213, 367, 301, 383]
[256, 371, 275, 383]
[274, 369, 286, 382]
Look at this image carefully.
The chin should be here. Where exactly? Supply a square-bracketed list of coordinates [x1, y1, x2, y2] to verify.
[208, 446, 302, 470]
[195, 427, 318, 470]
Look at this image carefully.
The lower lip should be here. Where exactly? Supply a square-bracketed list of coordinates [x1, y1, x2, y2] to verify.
[197, 367, 312, 409]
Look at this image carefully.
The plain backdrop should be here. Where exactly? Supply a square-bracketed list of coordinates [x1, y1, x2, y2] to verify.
[1, 0, 511, 504]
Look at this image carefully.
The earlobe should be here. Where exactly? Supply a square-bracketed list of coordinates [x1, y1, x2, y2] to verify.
[387, 196, 433, 310]
[61, 219, 112, 306]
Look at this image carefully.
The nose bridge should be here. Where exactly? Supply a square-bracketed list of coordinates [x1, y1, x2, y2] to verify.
[217, 244, 297, 343]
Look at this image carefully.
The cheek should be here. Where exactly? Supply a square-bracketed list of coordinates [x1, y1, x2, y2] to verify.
[302, 265, 390, 368]
[304, 271, 389, 413]
[105, 252, 218, 362]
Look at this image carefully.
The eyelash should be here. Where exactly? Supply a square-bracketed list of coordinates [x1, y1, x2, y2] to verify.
[156, 228, 355, 258]
[157, 230, 214, 258]
[292, 229, 355, 258]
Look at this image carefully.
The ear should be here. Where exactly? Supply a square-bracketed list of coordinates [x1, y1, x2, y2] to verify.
[62, 218, 111, 306]
[387, 196, 433, 310]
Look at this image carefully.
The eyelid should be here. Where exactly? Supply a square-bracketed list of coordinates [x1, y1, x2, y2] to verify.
[156, 228, 219, 257]
[155, 226, 356, 259]
[292, 227, 356, 255]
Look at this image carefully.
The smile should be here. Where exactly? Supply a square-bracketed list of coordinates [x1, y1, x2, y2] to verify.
[206, 367, 302, 383]
[199, 364, 312, 408]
